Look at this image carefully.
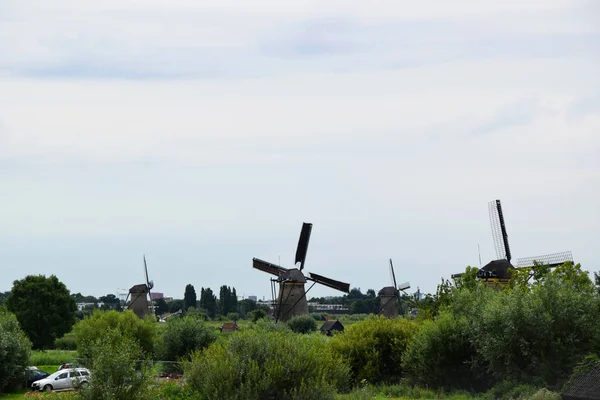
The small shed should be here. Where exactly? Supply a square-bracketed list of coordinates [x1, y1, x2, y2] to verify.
[563, 365, 600, 400]
[320, 320, 344, 336]
[220, 322, 239, 333]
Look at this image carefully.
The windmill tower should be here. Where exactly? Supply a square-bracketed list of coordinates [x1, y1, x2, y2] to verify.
[253, 222, 350, 322]
[452, 200, 574, 285]
[379, 259, 411, 318]
[125, 255, 155, 319]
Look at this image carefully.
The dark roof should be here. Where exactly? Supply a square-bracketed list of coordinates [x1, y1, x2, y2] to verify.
[221, 322, 238, 330]
[129, 283, 148, 293]
[563, 365, 600, 400]
[320, 320, 344, 331]
[479, 259, 515, 280]
[378, 286, 397, 296]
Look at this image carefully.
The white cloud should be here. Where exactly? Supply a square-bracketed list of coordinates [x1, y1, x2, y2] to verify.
[0, 0, 598, 297]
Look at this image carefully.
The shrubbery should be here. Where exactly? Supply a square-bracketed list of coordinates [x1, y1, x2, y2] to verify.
[184, 321, 350, 399]
[73, 310, 156, 361]
[54, 332, 77, 350]
[155, 316, 217, 372]
[330, 315, 418, 384]
[79, 328, 152, 400]
[0, 311, 31, 394]
[287, 315, 317, 334]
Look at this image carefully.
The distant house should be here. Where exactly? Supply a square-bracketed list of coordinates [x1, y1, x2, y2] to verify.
[320, 320, 344, 336]
[563, 364, 600, 400]
[220, 322, 239, 333]
[158, 310, 183, 323]
[76, 303, 95, 311]
[150, 292, 164, 300]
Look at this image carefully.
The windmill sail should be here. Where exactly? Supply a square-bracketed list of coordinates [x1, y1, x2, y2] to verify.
[307, 272, 350, 293]
[253, 258, 288, 276]
[489, 200, 511, 262]
[516, 251, 573, 268]
[389, 259, 397, 288]
[295, 223, 312, 271]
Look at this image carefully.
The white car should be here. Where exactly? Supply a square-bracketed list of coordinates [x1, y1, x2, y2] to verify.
[31, 368, 91, 392]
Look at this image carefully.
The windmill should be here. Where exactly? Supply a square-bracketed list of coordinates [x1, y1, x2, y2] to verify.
[125, 255, 155, 319]
[452, 200, 573, 285]
[252, 222, 350, 322]
[378, 259, 411, 318]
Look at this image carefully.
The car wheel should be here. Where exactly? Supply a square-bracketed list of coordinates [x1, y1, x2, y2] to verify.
[80, 381, 89, 389]
[43, 384, 52, 392]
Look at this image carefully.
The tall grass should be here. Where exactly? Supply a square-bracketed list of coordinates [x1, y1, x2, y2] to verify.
[29, 350, 78, 366]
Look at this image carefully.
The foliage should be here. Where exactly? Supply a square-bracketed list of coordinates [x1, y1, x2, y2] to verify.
[154, 297, 169, 315]
[29, 350, 77, 366]
[330, 315, 419, 384]
[155, 316, 217, 373]
[73, 310, 156, 361]
[199, 288, 217, 319]
[402, 311, 484, 391]
[79, 328, 152, 400]
[146, 380, 194, 400]
[403, 262, 600, 392]
[226, 312, 240, 322]
[237, 299, 257, 319]
[185, 306, 208, 320]
[54, 333, 77, 350]
[169, 299, 184, 313]
[250, 309, 267, 322]
[287, 315, 317, 334]
[218, 285, 238, 316]
[472, 263, 599, 386]
[183, 284, 197, 312]
[6, 275, 77, 349]
[0, 311, 32, 394]
[184, 323, 350, 400]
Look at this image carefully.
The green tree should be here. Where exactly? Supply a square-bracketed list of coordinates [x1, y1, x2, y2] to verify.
[168, 299, 184, 313]
[185, 323, 350, 399]
[0, 311, 32, 394]
[226, 312, 240, 322]
[200, 287, 217, 319]
[6, 275, 76, 349]
[155, 298, 169, 315]
[73, 310, 156, 361]
[155, 316, 217, 373]
[0, 291, 12, 307]
[287, 315, 317, 334]
[331, 315, 419, 384]
[80, 328, 152, 400]
[183, 284, 197, 312]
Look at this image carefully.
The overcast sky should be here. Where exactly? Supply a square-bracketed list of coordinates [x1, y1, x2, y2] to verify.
[1, 0, 598, 301]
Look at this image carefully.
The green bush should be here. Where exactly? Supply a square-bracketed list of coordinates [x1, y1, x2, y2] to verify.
[401, 312, 485, 391]
[79, 328, 152, 400]
[470, 269, 600, 387]
[249, 309, 267, 322]
[287, 315, 317, 334]
[0, 311, 31, 394]
[226, 312, 240, 322]
[155, 316, 217, 372]
[330, 315, 418, 384]
[73, 310, 156, 361]
[184, 323, 350, 400]
[54, 333, 77, 350]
